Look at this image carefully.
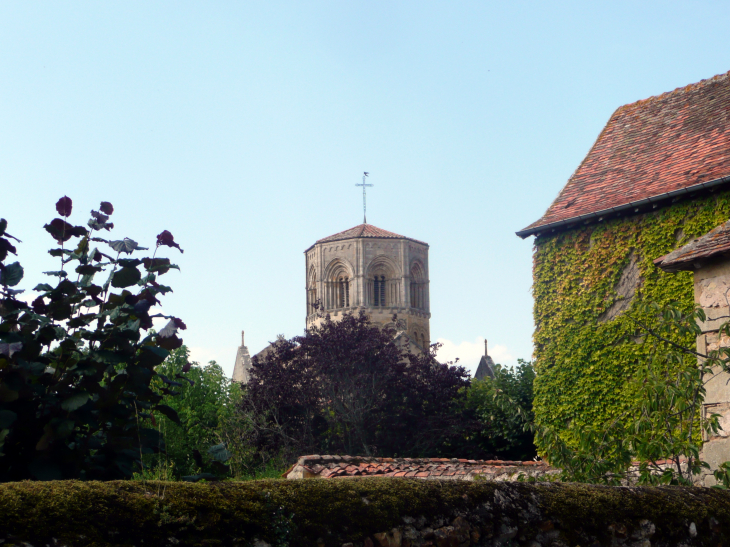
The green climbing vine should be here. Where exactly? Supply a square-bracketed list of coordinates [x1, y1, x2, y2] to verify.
[532, 189, 730, 450]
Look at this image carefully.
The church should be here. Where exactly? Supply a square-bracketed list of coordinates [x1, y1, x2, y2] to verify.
[232, 222, 433, 383]
[232, 218, 500, 383]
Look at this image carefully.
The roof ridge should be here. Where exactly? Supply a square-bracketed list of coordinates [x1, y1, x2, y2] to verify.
[518, 69, 730, 237]
[618, 69, 730, 113]
[296, 454, 546, 467]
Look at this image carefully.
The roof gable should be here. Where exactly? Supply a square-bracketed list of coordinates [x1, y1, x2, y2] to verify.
[519, 71, 730, 237]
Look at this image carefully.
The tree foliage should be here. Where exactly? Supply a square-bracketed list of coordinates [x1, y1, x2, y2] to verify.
[464, 359, 536, 461]
[0, 197, 184, 480]
[144, 347, 237, 479]
[240, 311, 471, 463]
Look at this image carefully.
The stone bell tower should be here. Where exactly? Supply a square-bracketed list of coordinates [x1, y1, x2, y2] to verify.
[304, 223, 431, 350]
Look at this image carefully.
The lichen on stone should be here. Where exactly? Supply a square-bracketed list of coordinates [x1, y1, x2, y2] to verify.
[0, 479, 728, 546]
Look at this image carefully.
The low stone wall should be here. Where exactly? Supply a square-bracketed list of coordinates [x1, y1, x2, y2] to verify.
[0, 479, 729, 546]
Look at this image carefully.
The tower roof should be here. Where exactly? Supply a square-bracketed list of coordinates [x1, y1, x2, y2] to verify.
[306, 223, 427, 251]
[517, 70, 730, 238]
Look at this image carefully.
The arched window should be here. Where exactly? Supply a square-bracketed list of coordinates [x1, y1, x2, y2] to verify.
[323, 260, 354, 311]
[307, 270, 317, 315]
[372, 275, 388, 306]
[410, 262, 425, 310]
[367, 256, 400, 308]
[338, 276, 349, 308]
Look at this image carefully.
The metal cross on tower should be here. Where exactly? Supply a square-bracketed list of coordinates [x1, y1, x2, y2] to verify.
[356, 172, 373, 224]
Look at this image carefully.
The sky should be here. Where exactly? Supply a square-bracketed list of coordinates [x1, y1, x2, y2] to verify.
[2, 1, 729, 377]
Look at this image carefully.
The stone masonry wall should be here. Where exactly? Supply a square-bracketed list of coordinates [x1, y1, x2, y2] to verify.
[1, 479, 729, 547]
[694, 260, 730, 486]
[305, 235, 430, 345]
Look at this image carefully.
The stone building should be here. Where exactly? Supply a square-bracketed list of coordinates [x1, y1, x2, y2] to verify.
[304, 223, 431, 350]
[518, 70, 730, 445]
[232, 223, 432, 384]
[656, 220, 730, 484]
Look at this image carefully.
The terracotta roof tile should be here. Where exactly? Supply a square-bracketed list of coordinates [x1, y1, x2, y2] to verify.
[284, 454, 558, 482]
[307, 223, 428, 250]
[519, 70, 730, 237]
[655, 219, 730, 272]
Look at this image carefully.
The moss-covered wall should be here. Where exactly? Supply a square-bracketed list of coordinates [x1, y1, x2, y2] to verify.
[0, 479, 729, 546]
[532, 190, 730, 447]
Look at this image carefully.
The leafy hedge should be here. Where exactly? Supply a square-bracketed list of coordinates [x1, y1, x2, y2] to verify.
[531, 190, 730, 449]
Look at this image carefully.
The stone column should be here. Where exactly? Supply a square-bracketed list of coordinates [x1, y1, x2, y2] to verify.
[400, 240, 407, 308]
[357, 240, 365, 308]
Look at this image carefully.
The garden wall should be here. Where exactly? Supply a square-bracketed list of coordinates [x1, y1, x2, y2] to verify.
[1, 479, 729, 546]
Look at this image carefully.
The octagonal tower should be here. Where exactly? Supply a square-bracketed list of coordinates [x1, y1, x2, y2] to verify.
[304, 224, 430, 349]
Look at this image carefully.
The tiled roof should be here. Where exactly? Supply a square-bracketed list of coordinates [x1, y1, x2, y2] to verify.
[655, 220, 730, 272]
[519, 70, 730, 238]
[310, 224, 427, 248]
[283, 455, 557, 481]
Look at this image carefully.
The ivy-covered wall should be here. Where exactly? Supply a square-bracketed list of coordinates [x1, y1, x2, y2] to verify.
[532, 189, 730, 446]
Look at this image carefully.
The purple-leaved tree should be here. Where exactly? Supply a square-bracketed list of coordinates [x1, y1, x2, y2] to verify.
[240, 311, 472, 461]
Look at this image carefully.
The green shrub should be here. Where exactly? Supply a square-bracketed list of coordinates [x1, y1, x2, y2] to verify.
[0, 197, 184, 480]
[142, 346, 239, 479]
[465, 359, 536, 461]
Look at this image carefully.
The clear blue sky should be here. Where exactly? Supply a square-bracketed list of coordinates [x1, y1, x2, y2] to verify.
[2, 1, 728, 375]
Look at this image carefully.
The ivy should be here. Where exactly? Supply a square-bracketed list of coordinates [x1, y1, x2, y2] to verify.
[532, 190, 730, 450]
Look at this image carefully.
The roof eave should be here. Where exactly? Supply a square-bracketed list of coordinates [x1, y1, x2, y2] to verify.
[516, 174, 730, 239]
[655, 260, 696, 274]
[657, 249, 730, 274]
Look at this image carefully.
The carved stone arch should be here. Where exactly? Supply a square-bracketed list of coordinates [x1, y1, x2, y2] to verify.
[410, 260, 425, 281]
[410, 329, 426, 351]
[323, 258, 354, 310]
[324, 258, 354, 280]
[308, 266, 318, 287]
[307, 266, 318, 316]
[366, 255, 401, 308]
[366, 255, 401, 278]
[410, 260, 427, 310]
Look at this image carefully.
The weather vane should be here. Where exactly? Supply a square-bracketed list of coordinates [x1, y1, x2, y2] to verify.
[356, 172, 373, 224]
